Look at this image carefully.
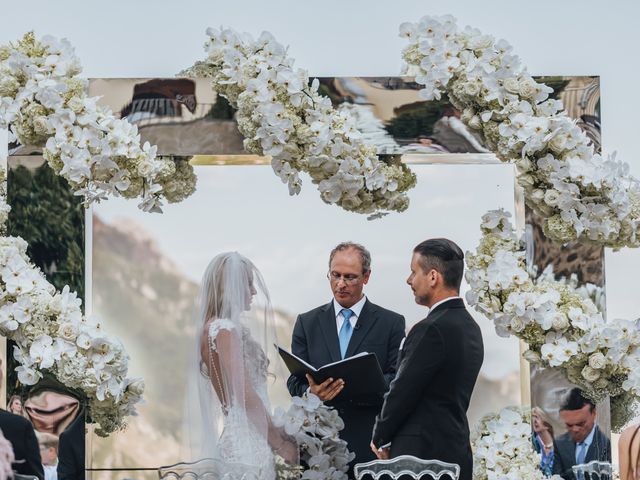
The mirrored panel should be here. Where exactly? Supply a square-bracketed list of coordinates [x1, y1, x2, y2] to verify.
[6, 156, 86, 479]
[89, 160, 520, 478]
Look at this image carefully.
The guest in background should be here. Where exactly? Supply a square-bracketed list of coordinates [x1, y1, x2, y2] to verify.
[0, 358, 44, 479]
[36, 432, 59, 480]
[619, 423, 640, 480]
[532, 407, 555, 476]
[552, 389, 611, 480]
[8, 395, 25, 417]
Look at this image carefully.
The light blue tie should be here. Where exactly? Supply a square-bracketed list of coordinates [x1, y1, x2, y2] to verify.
[338, 309, 354, 359]
[576, 442, 588, 480]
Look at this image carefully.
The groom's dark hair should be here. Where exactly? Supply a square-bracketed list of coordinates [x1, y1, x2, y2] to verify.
[413, 238, 464, 290]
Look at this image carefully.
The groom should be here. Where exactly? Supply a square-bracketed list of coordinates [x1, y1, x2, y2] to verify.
[371, 238, 484, 480]
[287, 242, 405, 474]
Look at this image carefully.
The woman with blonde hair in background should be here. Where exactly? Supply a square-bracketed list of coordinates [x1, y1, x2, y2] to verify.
[532, 407, 555, 477]
[619, 423, 640, 480]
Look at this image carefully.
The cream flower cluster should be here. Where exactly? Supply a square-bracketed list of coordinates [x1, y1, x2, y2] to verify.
[0, 202, 143, 436]
[400, 15, 640, 248]
[274, 393, 354, 480]
[472, 407, 562, 480]
[185, 28, 416, 218]
[466, 209, 640, 430]
[0, 32, 196, 213]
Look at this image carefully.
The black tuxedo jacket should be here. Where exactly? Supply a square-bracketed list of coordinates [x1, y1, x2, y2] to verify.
[0, 409, 44, 479]
[372, 298, 483, 480]
[287, 298, 405, 468]
[57, 412, 85, 480]
[552, 425, 611, 480]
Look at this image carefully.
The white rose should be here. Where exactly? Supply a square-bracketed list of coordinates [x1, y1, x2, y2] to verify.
[137, 160, 154, 177]
[504, 77, 520, 94]
[548, 133, 567, 154]
[544, 189, 561, 207]
[581, 365, 600, 382]
[463, 81, 480, 97]
[66, 96, 85, 113]
[58, 322, 78, 342]
[518, 174, 535, 188]
[33, 116, 50, 136]
[518, 79, 538, 99]
[551, 312, 569, 330]
[588, 352, 607, 370]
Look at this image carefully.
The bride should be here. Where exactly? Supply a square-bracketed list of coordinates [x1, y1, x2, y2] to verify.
[186, 252, 298, 478]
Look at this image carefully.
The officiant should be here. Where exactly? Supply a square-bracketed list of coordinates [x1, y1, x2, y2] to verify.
[286, 242, 405, 475]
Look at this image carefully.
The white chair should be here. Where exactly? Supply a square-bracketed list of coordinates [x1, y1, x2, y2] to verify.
[571, 460, 613, 480]
[157, 458, 261, 480]
[13, 475, 39, 480]
[354, 455, 460, 480]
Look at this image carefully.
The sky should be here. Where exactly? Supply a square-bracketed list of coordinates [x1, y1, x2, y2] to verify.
[1, 0, 639, 369]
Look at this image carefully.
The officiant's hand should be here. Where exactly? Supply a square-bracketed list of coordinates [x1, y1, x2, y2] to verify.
[306, 374, 344, 401]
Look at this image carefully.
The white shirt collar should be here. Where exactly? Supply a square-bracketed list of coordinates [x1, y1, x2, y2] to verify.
[334, 295, 367, 319]
[427, 296, 461, 315]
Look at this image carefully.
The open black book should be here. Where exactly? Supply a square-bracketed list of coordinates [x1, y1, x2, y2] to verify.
[276, 345, 387, 398]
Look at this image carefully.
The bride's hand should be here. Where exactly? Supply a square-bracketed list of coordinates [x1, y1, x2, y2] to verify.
[276, 439, 299, 465]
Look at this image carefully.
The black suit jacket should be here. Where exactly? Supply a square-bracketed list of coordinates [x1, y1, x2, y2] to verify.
[552, 425, 611, 480]
[57, 413, 85, 480]
[372, 298, 483, 480]
[287, 298, 405, 468]
[0, 409, 44, 479]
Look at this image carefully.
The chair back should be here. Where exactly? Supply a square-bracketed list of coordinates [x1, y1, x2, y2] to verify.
[571, 460, 613, 480]
[14, 475, 39, 480]
[354, 455, 460, 479]
[158, 458, 264, 480]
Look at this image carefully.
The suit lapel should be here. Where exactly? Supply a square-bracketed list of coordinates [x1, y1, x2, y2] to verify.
[345, 299, 378, 358]
[319, 302, 341, 363]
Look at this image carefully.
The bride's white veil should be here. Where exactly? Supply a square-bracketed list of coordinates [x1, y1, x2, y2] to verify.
[183, 252, 283, 464]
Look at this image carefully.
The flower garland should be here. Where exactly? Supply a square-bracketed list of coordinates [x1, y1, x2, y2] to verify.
[184, 28, 416, 219]
[274, 393, 354, 480]
[0, 32, 196, 212]
[466, 209, 640, 430]
[472, 406, 562, 480]
[400, 15, 640, 248]
[0, 169, 143, 437]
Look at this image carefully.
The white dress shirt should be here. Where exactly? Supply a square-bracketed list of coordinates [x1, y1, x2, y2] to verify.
[575, 424, 597, 463]
[333, 295, 366, 334]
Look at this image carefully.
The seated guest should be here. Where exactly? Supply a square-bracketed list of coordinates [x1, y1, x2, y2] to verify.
[36, 432, 59, 480]
[0, 359, 44, 479]
[532, 407, 555, 476]
[619, 423, 640, 480]
[552, 389, 611, 480]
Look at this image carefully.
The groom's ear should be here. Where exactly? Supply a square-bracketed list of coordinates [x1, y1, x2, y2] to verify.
[363, 270, 371, 284]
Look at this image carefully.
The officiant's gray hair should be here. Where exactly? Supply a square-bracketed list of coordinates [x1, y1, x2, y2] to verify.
[414, 238, 464, 290]
[329, 242, 371, 273]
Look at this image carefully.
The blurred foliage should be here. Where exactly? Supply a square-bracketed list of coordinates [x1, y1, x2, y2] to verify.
[385, 96, 451, 139]
[7, 163, 85, 300]
[205, 94, 236, 120]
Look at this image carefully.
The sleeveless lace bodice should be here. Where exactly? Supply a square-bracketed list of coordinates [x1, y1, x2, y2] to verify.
[207, 319, 275, 478]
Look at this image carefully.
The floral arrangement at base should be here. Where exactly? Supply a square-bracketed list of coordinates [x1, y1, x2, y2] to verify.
[466, 209, 640, 431]
[183, 28, 416, 219]
[0, 32, 196, 212]
[472, 407, 562, 480]
[399, 15, 640, 248]
[0, 169, 143, 437]
[274, 393, 354, 480]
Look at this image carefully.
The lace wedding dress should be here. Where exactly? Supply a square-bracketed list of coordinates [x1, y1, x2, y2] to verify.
[205, 319, 275, 478]
[186, 252, 296, 480]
